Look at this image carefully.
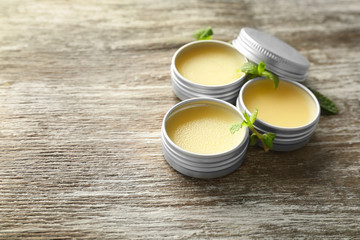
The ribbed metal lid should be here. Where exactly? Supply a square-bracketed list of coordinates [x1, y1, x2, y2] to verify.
[233, 27, 310, 82]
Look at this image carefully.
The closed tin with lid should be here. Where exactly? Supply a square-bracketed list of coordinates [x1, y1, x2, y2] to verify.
[232, 27, 310, 82]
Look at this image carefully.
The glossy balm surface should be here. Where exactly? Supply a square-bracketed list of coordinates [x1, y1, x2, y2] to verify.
[243, 79, 317, 128]
[166, 104, 246, 154]
[176, 43, 245, 86]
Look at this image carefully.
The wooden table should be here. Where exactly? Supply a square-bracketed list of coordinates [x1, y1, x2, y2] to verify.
[1, 0, 359, 239]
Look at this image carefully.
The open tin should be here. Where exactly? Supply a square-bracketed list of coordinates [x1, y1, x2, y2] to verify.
[161, 98, 249, 178]
[236, 77, 320, 151]
[171, 40, 247, 104]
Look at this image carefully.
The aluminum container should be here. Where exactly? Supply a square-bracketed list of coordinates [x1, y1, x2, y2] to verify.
[236, 78, 320, 152]
[171, 40, 247, 104]
[161, 98, 249, 178]
[232, 27, 310, 82]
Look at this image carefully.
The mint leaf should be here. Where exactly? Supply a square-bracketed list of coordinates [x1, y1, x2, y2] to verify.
[262, 133, 276, 149]
[242, 111, 252, 126]
[308, 88, 338, 115]
[230, 121, 248, 134]
[246, 73, 259, 80]
[193, 27, 213, 40]
[249, 133, 258, 146]
[240, 61, 279, 89]
[250, 107, 258, 124]
[261, 70, 279, 90]
[241, 62, 258, 75]
[258, 61, 265, 75]
[230, 123, 242, 134]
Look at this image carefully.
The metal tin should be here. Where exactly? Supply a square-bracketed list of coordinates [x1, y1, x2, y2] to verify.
[236, 78, 320, 152]
[171, 40, 247, 104]
[232, 27, 310, 82]
[161, 98, 249, 178]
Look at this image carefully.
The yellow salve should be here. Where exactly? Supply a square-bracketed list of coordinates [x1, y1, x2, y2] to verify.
[175, 43, 246, 86]
[166, 103, 246, 154]
[243, 79, 317, 128]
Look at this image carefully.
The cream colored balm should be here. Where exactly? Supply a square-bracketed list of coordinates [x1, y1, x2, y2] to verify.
[166, 103, 246, 154]
[243, 79, 317, 128]
[176, 43, 246, 86]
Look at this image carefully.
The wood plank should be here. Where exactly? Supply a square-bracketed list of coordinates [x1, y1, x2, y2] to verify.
[0, 0, 359, 238]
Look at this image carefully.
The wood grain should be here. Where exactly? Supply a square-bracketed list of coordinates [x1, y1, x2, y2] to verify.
[0, 0, 359, 239]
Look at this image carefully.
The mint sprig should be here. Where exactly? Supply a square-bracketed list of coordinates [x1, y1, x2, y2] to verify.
[231, 108, 276, 152]
[193, 27, 213, 40]
[240, 61, 279, 89]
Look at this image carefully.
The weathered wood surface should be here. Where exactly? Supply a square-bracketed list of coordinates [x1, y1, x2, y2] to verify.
[0, 0, 359, 239]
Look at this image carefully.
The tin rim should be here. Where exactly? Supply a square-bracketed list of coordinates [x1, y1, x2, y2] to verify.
[161, 129, 249, 164]
[171, 40, 247, 89]
[162, 138, 248, 171]
[263, 137, 312, 152]
[163, 149, 246, 178]
[171, 75, 240, 100]
[252, 120, 318, 139]
[172, 81, 239, 104]
[236, 96, 320, 138]
[162, 97, 249, 158]
[238, 77, 320, 132]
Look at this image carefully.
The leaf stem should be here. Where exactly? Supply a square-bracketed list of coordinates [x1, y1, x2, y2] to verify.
[248, 125, 270, 152]
[230, 108, 275, 152]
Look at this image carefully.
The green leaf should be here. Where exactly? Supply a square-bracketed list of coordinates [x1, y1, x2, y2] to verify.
[242, 111, 251, 126]
[241, 62, 258, 75]
[261, 70, 279, 90]
[250, 107, 258, 124]
[240, 61, 280, 89]
[308, 87, 338, 115]
[262, 133, 276, 149]
[249, 133, 258, 146]
[230, 122, 244, 134]
[232, 108, 275, 152]
[246, 73, 259, 80]
[258, 61, 266, 75]
[193, 27, 213, 40]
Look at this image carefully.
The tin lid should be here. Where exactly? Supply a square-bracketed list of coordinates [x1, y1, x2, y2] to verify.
[232, 27, 310, 82]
